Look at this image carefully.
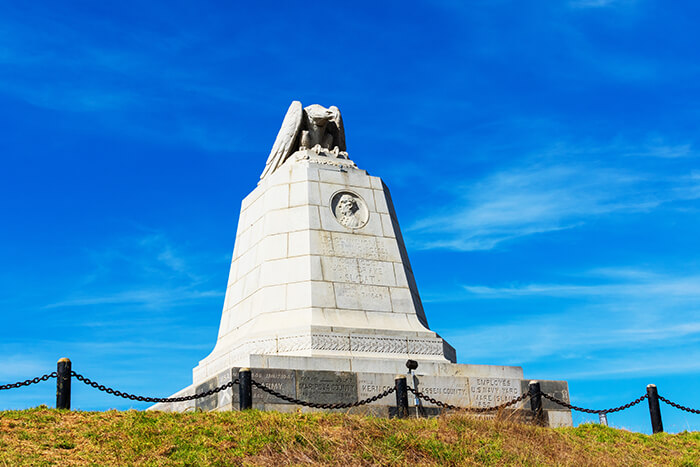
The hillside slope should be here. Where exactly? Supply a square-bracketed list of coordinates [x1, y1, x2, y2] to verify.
[0, 408, 698, 465]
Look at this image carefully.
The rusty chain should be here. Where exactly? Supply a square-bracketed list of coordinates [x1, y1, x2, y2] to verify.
[657, 394, 700, 414]
[407, 386, 531, 412]
[0, 372, 57, 391]
[251, 379, 396, 409]
[539, 391, 648, 414]
[71, 372, 239, 403]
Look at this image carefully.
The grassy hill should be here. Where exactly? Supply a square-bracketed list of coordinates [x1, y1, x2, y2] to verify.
[0, 407, 698, 465]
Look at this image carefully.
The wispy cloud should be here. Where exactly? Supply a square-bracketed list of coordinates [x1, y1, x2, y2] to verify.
[408, 145, 700, 251]
[439, 266, 700, 380]
[43, 288, 220, 309]
[463, 275, 700, 300]
[41, 231, 225, 310]
[569, 0, 634, 8]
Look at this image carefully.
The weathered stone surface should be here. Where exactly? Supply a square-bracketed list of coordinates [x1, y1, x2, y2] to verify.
[356, 373, 396, 406]
[296, 370, 358, 406]
[233, 368, 297, 405]
[520, 380, 570, 411]
[410, 375, 471, 408]
[547, 410, 574, 428]
[195, 377, 218, 412]
[469, 377, 524, 409]
[217, 370, 233, 410]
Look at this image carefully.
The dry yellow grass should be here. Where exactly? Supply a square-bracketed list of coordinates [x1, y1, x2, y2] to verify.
[0, 407, 698, 465]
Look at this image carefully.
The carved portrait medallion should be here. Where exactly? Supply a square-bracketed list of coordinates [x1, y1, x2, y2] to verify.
[330, 191, 369, 229]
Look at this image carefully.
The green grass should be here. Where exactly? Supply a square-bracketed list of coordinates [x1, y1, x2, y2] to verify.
[0, 407, 698, 465]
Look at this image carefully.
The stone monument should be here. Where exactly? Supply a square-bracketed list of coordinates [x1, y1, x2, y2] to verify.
[151, 102, 572, 427]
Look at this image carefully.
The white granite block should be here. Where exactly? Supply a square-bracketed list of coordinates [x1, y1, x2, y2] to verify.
[321, 256, 358, 283]
[369, 176, 384, 190]
[227, 260, 238, 287]
[310, 282, 336, 308]
[393, 263, 409, 287]
[286, 281, 312, 310]
[263, 183, 289, 212]
[390, 287, 414, 313]
[320, 308, 370, 328]
[376, 237, 402, 262]
[243, 266, 261, 298]
[262, 284, 287, 312]
[288, 230, 311, 257]
[290, 164, 319, 183]
[357, 258, 396, 287]
[257, 233, 288, 262]
[373, 189, 389, 214]
[358, 212, 385, 237]
[335, 283, 392, 312]
[259, 258, 289, 287]
[380, 214, 396, 238]
[289, 182, 307, 207]
[310, 255, 323, 281]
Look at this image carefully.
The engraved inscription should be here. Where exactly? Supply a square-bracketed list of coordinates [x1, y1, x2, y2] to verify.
[411, 376, 471, 408]
[296, 370, 358, 405]
[469, 378, 523, 408]
[357, 373, 395, 405]
[231, 368, 296, 404]
[322, 257, 394, 286]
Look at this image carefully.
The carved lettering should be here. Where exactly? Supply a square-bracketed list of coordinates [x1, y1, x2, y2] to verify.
[468, 378, 523, 408]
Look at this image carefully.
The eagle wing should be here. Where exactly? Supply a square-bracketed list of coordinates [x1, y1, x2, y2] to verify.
[329, 105, 346, 152]
[260, 101, 304, 180]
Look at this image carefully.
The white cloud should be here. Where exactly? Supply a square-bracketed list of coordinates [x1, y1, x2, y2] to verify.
[408, 150, 700, 251]
[463, 275, 700, 300]
[438, 266, 700, 380]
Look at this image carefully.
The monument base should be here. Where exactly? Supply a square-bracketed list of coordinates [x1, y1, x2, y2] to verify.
[150, 355, 573, 428]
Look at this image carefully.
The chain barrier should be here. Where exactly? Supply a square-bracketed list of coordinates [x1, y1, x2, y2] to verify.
[6, 369, 700, 417]
[407, 386, 530, 412]
[658, 395, 700, 415]
[539, 392, 648, 414]
[71, 372, 239, 403]
[251, 379, 396, 409]
[0, 372, 57, 391]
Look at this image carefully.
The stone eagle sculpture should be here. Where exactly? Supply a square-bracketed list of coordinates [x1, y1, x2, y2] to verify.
[260, 101, 347, 180]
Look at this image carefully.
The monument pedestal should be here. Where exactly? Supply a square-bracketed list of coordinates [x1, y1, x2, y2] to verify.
[192, 151, 456, 383]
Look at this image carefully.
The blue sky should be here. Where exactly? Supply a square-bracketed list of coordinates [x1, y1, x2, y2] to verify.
[1, 1, 699, 433]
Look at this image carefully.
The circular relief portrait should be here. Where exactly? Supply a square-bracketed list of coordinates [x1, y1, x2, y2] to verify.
[330, 191, 369, 229]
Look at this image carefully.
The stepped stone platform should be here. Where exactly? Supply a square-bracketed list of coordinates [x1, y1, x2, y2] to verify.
[149, 102, 572, 427]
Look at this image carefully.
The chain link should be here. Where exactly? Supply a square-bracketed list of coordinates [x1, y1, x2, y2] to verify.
[251, 379, 396, 409]
[658, 394, 700, 414]
[539, 392, 648, 414]
[0, 372, 57, 391]
[407, 386, 530, 412]
[71, 372, 239, 403]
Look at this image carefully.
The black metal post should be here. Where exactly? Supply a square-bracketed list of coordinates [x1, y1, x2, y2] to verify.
[647, 384, 663, 434]
[528, 380, 543, 425]
[395, 375, 409, 419]
[56, 358, 71, 410]
[239, 368, 252, 410]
